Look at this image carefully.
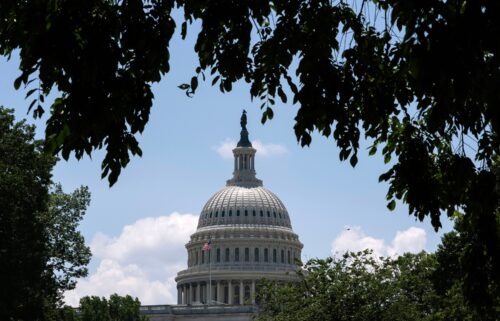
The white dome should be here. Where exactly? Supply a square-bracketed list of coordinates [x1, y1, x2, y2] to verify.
[176, 113, 303, 307]
[197, 186, 291, 228]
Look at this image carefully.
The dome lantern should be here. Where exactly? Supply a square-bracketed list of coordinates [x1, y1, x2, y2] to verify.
[227, 110, 263, 188]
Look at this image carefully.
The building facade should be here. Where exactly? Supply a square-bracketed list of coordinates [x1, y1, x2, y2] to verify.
[143, 112, 303, 320]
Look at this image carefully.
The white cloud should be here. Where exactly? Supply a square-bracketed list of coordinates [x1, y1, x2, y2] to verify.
[214, 138, 287, 159]
[64, 212, 198, 306]
[387, 227, 427, 256]
[331, 226, 427, 258]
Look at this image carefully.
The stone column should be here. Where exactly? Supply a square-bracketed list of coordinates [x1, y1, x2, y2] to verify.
[196, 283, 200, 303]
[228, 280, 233, 304]
[177, 286, 181, 304]
[251, 280, 256, 304]
[187, 283, 191, 305]
[183, 285, 187, 304]
[239, 280, 244, 305]
[217, 281, 222, 304]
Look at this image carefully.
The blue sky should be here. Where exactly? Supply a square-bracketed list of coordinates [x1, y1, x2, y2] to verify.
[1, 15, 453, 305]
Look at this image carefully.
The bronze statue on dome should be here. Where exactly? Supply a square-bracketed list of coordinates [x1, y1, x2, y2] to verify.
[240, 110, 247, 130]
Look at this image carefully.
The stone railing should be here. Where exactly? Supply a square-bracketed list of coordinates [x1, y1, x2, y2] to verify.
[176, 263, 299, 276]
[140, 304, 257, 316]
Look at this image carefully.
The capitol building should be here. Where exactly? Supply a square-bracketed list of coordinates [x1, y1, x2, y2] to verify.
[142, 112, 303, 320]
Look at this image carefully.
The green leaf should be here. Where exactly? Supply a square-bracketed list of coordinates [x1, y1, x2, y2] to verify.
[387, 200, 396, 211]
[277, 87, 287, 103]
[190, 76, 198, 92]
[14, 76, 23, 90]
[350, 154, 358, 167]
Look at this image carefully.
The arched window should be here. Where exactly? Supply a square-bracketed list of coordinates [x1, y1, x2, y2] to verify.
[273, 249, 277, 263]
[244, 286, 251, 303]
[201, 251, 205, 264]
[225, 248, 230, 262]
[217, 248, 221, 262]
[281, 250, 284, 263]
[252, 210, 256, 216]
[254, 248, 260, 262]
[260, 210, 263, 217]
[264, 248, 269, 262]
[229, 210, 232, 216]
[234, 285, 240, 305]
[215, 211, 218, 218]
[210, 212, 213, 218]
[267, 211, 270, 217]
[237, 209, 240, 216]
[244, 209, 248, 216]
[273, 212, 276, 218]
[235, 248, 240, 262]
[245, 248, 250, 262]
[222, 210, 225, 217]
[278, 212, 282, 218]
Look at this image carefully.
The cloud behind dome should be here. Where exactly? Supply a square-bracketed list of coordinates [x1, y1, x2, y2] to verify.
[64, 212, 198, 306]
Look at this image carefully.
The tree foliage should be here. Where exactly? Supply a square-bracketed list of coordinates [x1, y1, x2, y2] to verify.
[0, 0, 499, 312]
[59, 294, 147, 321]
[0, 107, 91, 321]
[256, 248, 491, 321]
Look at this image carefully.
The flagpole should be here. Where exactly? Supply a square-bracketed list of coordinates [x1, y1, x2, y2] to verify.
[208, 244, 212, 305]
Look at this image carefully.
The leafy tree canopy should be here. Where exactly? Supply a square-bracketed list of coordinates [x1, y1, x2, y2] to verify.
[59, 294, 148, 321]
[0, 107, 91, 321]
[0, 0, 498, 312]
[256, 249, 485, 321]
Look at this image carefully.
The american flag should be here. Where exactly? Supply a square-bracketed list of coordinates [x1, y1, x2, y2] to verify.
[202, 239, 211, 251]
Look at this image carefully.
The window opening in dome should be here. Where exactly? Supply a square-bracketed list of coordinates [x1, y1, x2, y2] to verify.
[222, 210, 225, 217]
[273, 212, 276, 218]
[225, 248, 230, 262]
[245, 248, 249, 262]
[234, 285, 240, 304]
[216, 248, 221, 262]
[267, 211, 270, 217]
[215, 211, 218, 217]
[244, 286, 251, 302]
[254, 248, 260, 262]
[260, 210, 263, 217]
[210, 212, 213, 218]
[281, 250, 284, 263]
[229, 210, 232, 216]
[201, 251, 205, 264]
[264, 249, 269, 262]
[273, 249, 277, 263]
[195, 251, 199, 265]
[244, 210, 248, 216]
[235, 248, 240, 262]
[278, 212, 282, 218]
[252, 210, 256, 216]
[237, 209, 240, 216]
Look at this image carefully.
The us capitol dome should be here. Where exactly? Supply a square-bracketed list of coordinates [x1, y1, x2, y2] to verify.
[174, 111, 303, 307]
